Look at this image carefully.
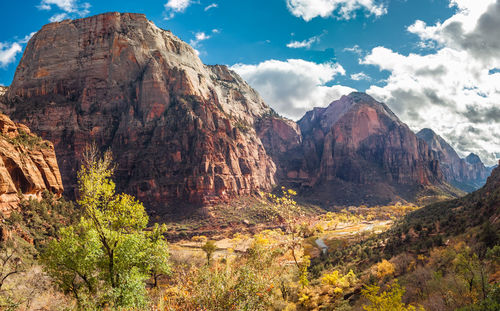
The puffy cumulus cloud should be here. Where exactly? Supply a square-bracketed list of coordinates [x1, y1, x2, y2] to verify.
[286, 0, 387, 21]
[164, 0, 193, 19]
[408, 0, 500, 63]
[0, 31, 38, 68]
[362, 1, 500, 165]
[231, 59, 355, 119]
[0, 42, 22, 67]
[38, 0, 90, 21]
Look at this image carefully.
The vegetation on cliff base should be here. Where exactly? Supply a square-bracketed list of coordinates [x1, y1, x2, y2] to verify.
[0, 150, 498, 310]
[41, 146, 171, 309]
[0, 191, 77, 309]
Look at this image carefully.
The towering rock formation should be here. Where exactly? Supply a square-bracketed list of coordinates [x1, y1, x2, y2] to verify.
[417, 128, 492, 192]
[262, 93, 453, 205]
[0, 113, 63, 214]
[3, 13, 465, 212]
[4, 12, 276, 213]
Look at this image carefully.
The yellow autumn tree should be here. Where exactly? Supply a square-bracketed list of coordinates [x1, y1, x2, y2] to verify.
[374, 259, 395, 279]
[362, 280, 424, 311]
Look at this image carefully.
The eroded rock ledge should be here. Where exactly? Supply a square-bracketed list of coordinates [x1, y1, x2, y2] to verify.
[0, 113, 63, 214]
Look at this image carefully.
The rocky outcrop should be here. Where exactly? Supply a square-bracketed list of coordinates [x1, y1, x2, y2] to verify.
[0, 113, 63, 214]
[5, 12, 275, 213]
[264, 93, 452, 205]
[417, 129, 492, 192]
[255, 116, 304, 181]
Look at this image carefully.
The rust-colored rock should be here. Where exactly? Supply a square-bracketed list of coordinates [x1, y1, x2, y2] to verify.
[3, 13, 466, 211]
[0, 113, 63, 215]
[5, 13, 275, 214]
[256, 116, 304, 181]
[264, 92, 453, 205]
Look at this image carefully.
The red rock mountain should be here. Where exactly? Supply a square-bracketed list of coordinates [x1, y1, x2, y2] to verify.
[417, 128, 492, 192]
[264, 93, 457, 205]
[0, 112, 63, 215]
[4, 12, 276, 214]
[3, 13, 463, 212]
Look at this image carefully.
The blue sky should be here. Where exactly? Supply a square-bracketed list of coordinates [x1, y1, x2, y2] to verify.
[0, 0, 453, 90]
[1, 0, 500, 165]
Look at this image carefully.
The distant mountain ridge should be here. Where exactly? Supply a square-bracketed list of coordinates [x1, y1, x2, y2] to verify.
[416, 128, 493, 192]
[260, 92, 462, 206]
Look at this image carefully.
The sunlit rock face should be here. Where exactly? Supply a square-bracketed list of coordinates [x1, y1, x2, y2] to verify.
[0, 113, 63, 215]
[3, 12, 466, 211]
[280, 92, 447, 205]
[5, 12, 276, 214]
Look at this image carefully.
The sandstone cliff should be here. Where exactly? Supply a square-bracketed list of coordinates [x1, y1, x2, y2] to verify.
[260, 93, 456, 206]
[0, 113, 63, 215]
[3, 13, 466, 211]
[417, 128, 492, 192]
[5, 12, 275, 214]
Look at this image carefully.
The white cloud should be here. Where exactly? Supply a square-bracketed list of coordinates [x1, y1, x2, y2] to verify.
[19, 32, 36, 44]
[360, 1, 500, 165]
[204, 3, 218, 11]
[0, 42, 22, 67]
[350, 72, 371, 81]
[286, 35, 321, 49]
[231, 59, 355, 119]
[407, 0, 499, 61]
[189, 32, 209, 48]
[189, 29, 219, 48]
[343, 44, 363, 55]
[38, 0, 90, 21]
[49, 13, 69, 22]
[164, 0, 193, 19]
[0, 31, 38, 69]
[286, 0, 387, 21]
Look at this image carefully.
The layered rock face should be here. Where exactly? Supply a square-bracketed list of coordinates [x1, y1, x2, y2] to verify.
[417, 128, 492, 192]
[0, 113, 63, 214]
[255, 116, 304, 181]
[5, 12, 276, 213]
[263, 93, 448, 205]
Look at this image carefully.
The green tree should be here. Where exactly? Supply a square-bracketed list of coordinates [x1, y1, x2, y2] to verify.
[42, 145, 170, 309]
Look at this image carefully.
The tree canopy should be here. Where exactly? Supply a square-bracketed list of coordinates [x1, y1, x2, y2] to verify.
[42, 145, 170, 309]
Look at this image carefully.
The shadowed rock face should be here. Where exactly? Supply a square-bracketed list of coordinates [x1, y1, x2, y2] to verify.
[5, 12, 276, 214]
[260, 93, 448, 205]
[255, 116, 304, 181]
[417, 129, 492, 192]
[0, 113, 63, 214]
